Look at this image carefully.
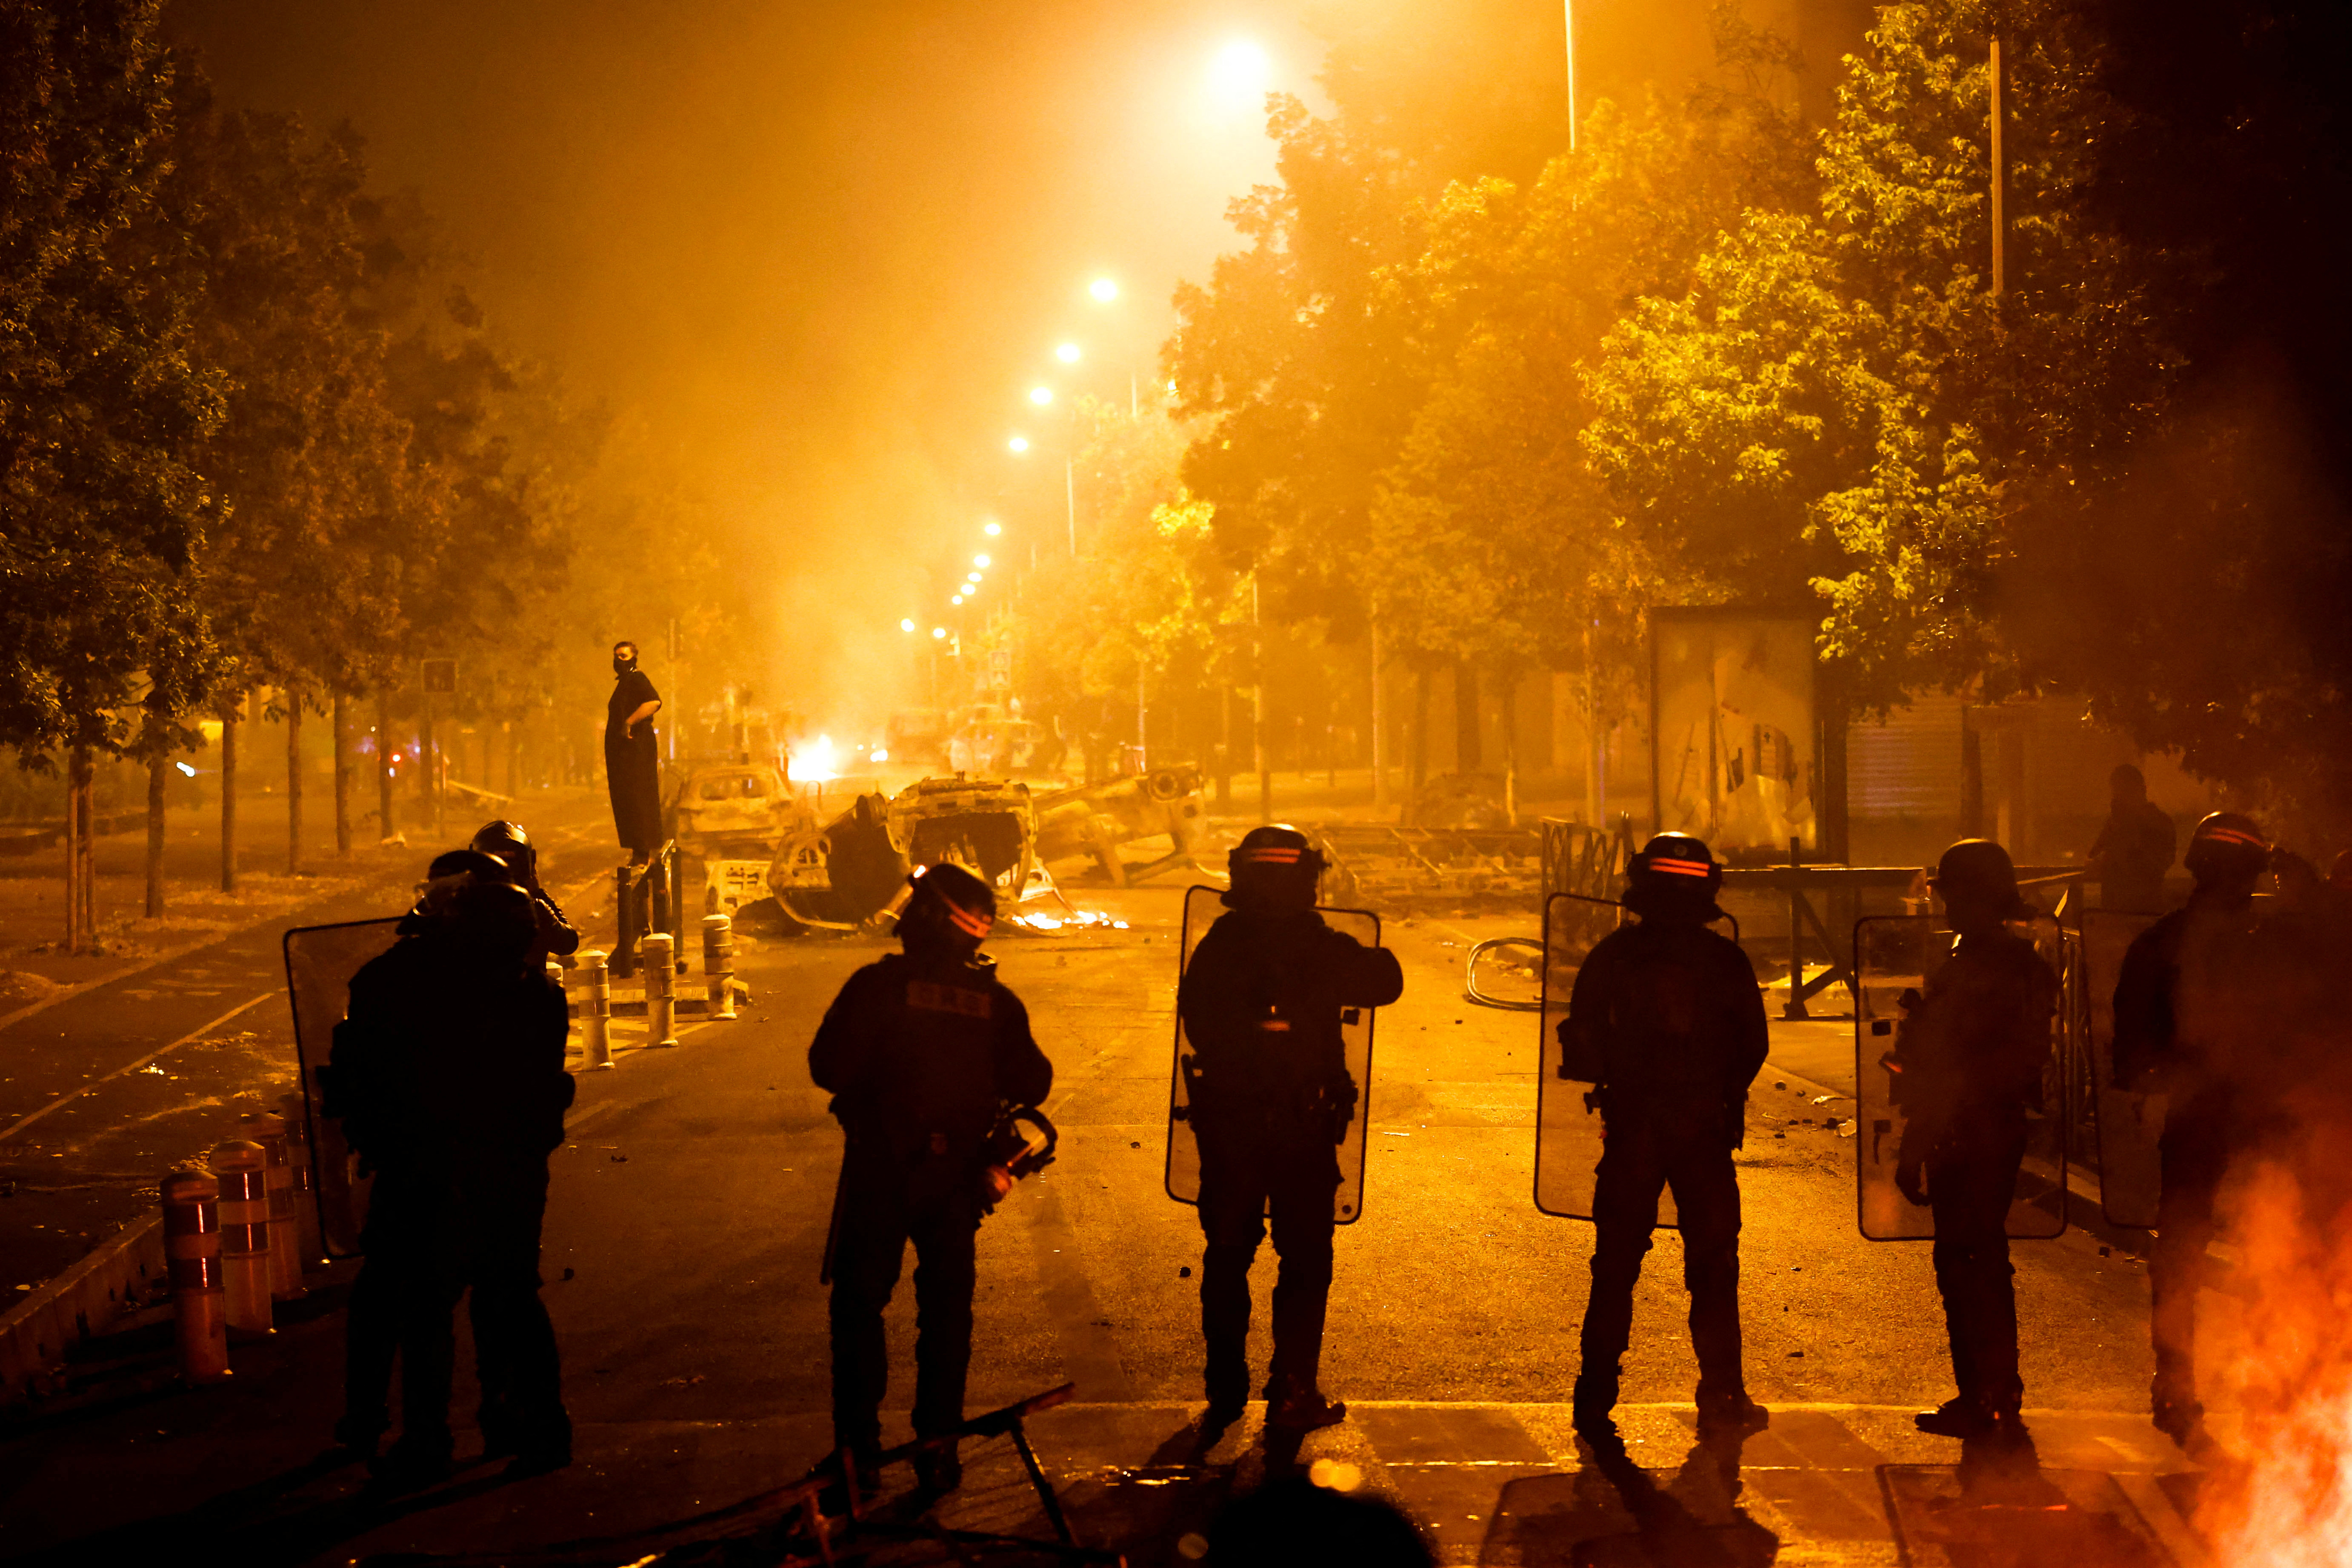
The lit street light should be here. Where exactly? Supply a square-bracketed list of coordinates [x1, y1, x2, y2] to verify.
[1029, 386, 1054, 406]
[900, 617, 915, 633]
[1008, 435, 1030, 454]
[932, 627, 946, 639]
[967, 572, 983, 584]
[1055, 342, 1081, 364]
[1089, 277, 1118, 303]
[984, 521, 1002, 536]
[974, 554, 991, 568]
[952, 594, 964, 605]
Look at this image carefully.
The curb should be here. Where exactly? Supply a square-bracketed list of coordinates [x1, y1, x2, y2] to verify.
[0, 1212, 164, 1408]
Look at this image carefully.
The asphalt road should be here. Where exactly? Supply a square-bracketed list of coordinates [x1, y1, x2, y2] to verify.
[0, 880, 2215, 1566]
[0, 811, 617, 1292]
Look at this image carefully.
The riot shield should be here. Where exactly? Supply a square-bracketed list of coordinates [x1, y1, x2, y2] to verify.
[1854, 916, 2069, 1241]
[283, 918, 404, 1256]
[1532, 895, 1742, 1225]
[1164, 885, 1380, 1225]
[2081, 908, 2163, 1228]
[1533, 893, 1650, 1223]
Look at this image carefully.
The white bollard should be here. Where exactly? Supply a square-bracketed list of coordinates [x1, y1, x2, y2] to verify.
[702, 914, 736, 1021]
[210, 1140, 274, 1337]
[644, 932, 678, 1048]
[162, 1168, 231, 1383]
[578, 948, 614, 1068]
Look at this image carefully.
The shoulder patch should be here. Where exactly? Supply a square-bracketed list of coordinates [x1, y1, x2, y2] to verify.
[907, 979, 994, 1019]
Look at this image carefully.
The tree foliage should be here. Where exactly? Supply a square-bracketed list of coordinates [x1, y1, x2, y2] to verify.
[0, 0, 223, 760]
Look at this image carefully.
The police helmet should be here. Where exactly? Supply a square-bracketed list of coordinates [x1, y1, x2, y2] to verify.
[1929, 838, 2035, 919]
[900, 862, 997, 954]
[1225, 824, 1325, 911]
[469, 819, 535, 880]
[407, 863, 537, 965]
[1623, 834, 1723, 920]
[2183, 811, 2268, 885]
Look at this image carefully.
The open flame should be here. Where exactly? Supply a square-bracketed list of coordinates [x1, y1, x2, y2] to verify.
[789, 733, 839, 783]
[2200, 1130, 2352, 1565]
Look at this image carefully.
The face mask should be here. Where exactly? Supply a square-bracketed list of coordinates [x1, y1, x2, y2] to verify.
[613, 653, 635, 674]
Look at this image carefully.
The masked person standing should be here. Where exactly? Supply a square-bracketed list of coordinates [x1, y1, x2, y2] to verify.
[1889, 840, 2058, 1443]
[605, 641, 663, 865]
[1561, 834, 1769, 1442]
[1177, 825, 1403, 1434]
[470, 820, 581, 965]
[809, 864, 1052, 1494]
[2110, 811, 2270, 1452]
[324, 852, 576, 1487]
[2087, 764, 2176, 914]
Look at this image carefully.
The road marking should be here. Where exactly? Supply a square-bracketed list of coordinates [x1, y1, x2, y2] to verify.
[0, 992, 275, 1145]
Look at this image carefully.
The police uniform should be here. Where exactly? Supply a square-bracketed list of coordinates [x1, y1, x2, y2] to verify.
[2109, 812, 2272, 1445]
[1177, 828, 1402, 1426]
[1892, 845, 2057, 1435]
[1563, 836, 1768, 1434]
[326, 870, 576, 1482]
[809, 897, 1051, 1467]
[470, 821, 581, 966]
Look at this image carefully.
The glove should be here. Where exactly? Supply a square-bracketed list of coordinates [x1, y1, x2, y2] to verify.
[1895, 1153, 1928, 1207]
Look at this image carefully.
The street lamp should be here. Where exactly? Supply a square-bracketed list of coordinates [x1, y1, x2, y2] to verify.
[1008, 435, 1030, 454]
[1055, 342, 1081, 364]
[900, 618, 915, 633]
[932, 627, 946, 639]
[952, 593, 965, 605]
[1089, 277, 1118, 303]
[974, 554, 991, 568]
[984, 521, 1002, 536]
[1029, 386, 1054, 406]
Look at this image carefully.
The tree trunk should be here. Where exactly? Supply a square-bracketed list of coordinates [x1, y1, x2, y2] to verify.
[420, 698, 438, 835]
[146, 749, 166, 918]
[1411, 668, 1430, 793]
[220, 698, 239, 894]
[1215, 686, 1232, 811]
[333, 691, 352, 858]
[376, 690, 396, 842]
[1454, 660, 1482, 771]
[286, 686, 303, 876]
[1502, 677, 1519, 826]
[1251, 576, 1270, 822]
[65, 746, 90, 954]
[1370, 617, 1389, 813]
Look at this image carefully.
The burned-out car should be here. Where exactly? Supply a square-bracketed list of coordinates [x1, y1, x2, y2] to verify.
[663, 757, 801, 859]
[765, 774, 1041, 934]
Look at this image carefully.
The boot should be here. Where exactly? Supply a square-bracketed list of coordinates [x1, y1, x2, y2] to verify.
[1695, 1391, 1771, 1439]
[1265, 1380, 1347, 1433]
[913, 1439, 963, 1496]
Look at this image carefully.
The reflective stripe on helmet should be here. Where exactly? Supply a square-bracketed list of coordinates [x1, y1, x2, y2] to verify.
[946, 900, 994, 939]
[1649, 856, 1713, 877]
[1238, 847, 1305, 863]
[2199, 826, 2267, 851]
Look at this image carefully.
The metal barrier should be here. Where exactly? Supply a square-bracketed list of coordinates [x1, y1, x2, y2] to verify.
[1539, 816, 1637, 904]
[612, 840, 682, 981]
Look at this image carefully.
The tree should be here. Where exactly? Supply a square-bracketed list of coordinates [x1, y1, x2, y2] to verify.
[164, 100, 417, 879]
[0, 0, 226, 947]
[1584, 0, 2175, 718]
[1370, 47, 1813, 812]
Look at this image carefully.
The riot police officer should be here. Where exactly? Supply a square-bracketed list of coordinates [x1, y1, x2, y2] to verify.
[1177, 825, 1403, 1434]
[469, 819, 581, 965]
[2111, 811, 2269, 1451]
[1562, 834, 1769, 1442]
[326, 854, 576, 1487]
[1891, 840, 2058, 1442]
[809, 863, 1052, 1493]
